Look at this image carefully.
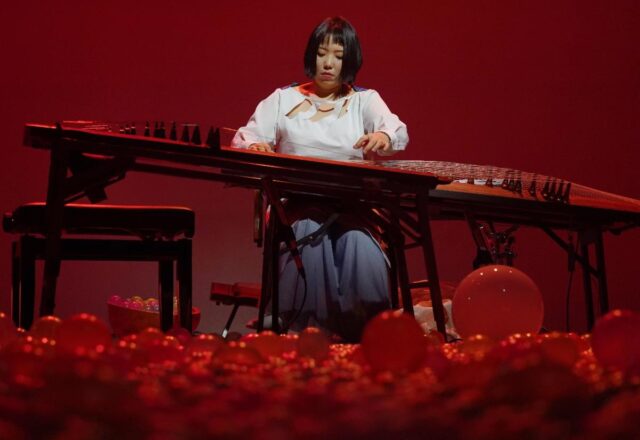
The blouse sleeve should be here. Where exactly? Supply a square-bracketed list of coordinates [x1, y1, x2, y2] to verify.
[232, 89, 281, 149]
[362, 90, 409, 151]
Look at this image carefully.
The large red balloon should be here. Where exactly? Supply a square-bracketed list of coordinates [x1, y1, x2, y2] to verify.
[452, 265, 544, 339]
[591, 309, 640, 373]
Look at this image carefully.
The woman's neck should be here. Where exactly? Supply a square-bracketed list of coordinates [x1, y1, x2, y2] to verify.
[303, 82, 349, 100]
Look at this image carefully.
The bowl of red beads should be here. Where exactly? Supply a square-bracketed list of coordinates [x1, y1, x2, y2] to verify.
[107, 295, 200, 337]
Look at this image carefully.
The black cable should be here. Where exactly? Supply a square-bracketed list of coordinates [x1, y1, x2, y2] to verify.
[278, 217, 339, 333]
[271, 234, 308, 334]
[283, 273, 308, 333]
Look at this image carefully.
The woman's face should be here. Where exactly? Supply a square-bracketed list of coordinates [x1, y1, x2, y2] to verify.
[314, 36, 343, 90]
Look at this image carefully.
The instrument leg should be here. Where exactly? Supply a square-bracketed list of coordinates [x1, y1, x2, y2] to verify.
[259, 177, 300, 335]
[390, 214, 413, 314]
[466, 215, 494, 268]
[270, 214, 282, 333]
[416, 192, 446, 336]
[387, 237, 400, 310]
[594, 230, 609, 315]
[258, 209, 276, 333]
[579, 231, 596, 331]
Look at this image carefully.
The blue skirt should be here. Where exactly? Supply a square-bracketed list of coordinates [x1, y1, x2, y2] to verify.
[278, 218, 390, 340]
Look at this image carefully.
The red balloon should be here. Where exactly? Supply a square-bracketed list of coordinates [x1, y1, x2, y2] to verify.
[0, 312, 18, 347]
[29, 315, 63, 341]
[452, 265, 544, 339]
[187, 334, 224, 357]
[424, 329, 446, 346]
[214, 341, 263, 366]
[56, 313, 112, 354]
[539, 332, 581, 367]
[361, 311, 426, 373]
[281, 334, 299, 354]
[422, 346, 451, 379]
[166, 327, 192, 346]
[591, 309, 640, 373]
[145, 336, 183, 364]
[0, 337, 53, 388]
[243, 331, 288, 358]
[136, 327, 164, 348]
[296, 327, 331, 360]
[458, 334, 496, 360]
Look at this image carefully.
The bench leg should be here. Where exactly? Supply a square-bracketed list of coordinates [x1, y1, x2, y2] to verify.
[159, 260, 174, 332]
[177, 239, 193, 333]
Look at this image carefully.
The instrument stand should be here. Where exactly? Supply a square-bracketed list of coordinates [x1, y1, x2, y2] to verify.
[257, 177, 307, 335]
[467, 216, 519, 268]
[254, 186, 450, 338]
[542, 226, 609, 330]
[468, 213, 610, 331]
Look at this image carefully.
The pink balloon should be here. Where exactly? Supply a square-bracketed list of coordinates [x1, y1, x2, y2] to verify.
[452, 265, 544, 339]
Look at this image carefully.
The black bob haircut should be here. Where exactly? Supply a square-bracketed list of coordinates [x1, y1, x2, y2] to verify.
[303, 17, 362, 84]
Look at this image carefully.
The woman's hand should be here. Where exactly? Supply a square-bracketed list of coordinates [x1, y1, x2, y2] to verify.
[248, 142, 275, 153]
[353, 132, 395, 156]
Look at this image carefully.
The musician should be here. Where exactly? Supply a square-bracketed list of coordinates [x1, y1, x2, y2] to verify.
[233, 16, 409, 341]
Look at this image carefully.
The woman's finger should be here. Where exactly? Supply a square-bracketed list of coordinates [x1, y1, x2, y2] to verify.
[353, 135, 368, 149]
[374, 140, 391, 153]
[249, 142, 274, 152]
[364, 139, 381, 154]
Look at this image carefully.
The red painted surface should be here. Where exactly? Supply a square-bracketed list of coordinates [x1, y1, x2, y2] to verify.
[1, 0, 638, 332]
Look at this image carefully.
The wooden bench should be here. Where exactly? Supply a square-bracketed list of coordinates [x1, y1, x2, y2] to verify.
[4, 202, 195, 331]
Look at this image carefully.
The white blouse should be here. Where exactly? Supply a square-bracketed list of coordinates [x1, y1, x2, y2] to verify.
[232, 85, 409, 160]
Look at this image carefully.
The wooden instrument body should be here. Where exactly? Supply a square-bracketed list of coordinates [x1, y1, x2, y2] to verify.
[22, 121, 640, 231]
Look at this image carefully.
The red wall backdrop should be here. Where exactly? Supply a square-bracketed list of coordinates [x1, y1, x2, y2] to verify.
[1, 0, 638, 333]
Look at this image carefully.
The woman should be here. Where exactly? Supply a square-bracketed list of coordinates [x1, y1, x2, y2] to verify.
[233, 16, 409, 341]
